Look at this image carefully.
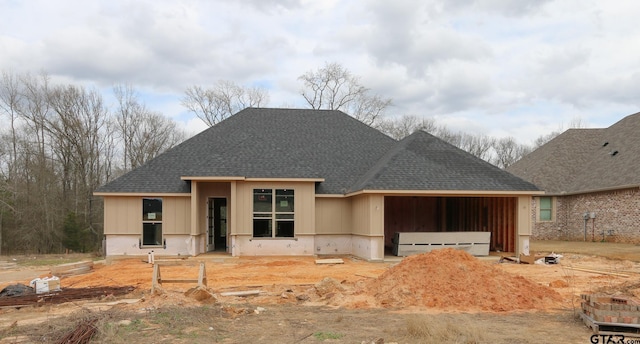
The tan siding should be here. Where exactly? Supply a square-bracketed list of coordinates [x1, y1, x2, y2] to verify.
[517, 196, 532, 236]
[235, 181, 315, 236]
[235, 183, 251, 235]
[104, 196, 141, 235]
[163, 197, 191, 235]
[315, 198, 352, 234]
[351, 195, 369, 235]
[369, 195, 384, 236]
[351, 194, 383, 236]
[105, 196, 191, 236]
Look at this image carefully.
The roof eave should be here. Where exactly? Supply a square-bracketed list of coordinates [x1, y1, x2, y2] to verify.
[181, 176, 325, 182]
[344, 189, 545, 197]
[544, 184, 640, 197]
[93, 192, 191, 197]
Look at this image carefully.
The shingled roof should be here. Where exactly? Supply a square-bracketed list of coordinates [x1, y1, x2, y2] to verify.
[507, 112, 640, 194]
[351, 130, 539, 192]
[97, 108, 539, 195]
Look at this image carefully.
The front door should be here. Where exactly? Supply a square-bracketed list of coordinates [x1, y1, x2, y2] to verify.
[207, 198, 228, 252]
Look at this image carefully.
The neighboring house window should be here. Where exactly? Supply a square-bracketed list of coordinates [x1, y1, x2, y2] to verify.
[142, 198, 163, 246]
[538, 196, 553, 222]
[253, 189, 294, 237]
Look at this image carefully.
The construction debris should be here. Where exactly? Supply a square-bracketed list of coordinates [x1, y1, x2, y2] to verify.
[0, 286, 134, 308]
[219, 290, 262, 297]
[564, 266, 630, 278]
[0, 284, 34, 298]
[30, 276, 61, 294]
[56, 318, 98, 344]
[581, 293, 640, 335]
[0, 261, 17, 270]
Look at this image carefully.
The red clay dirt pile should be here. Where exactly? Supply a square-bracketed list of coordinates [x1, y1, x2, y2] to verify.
[354, 248, 562, 312]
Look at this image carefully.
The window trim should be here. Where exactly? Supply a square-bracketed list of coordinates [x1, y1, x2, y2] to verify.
[252, 188, 295, 238]
[142, 197, 163, 247]
[536, 196, 555, 222]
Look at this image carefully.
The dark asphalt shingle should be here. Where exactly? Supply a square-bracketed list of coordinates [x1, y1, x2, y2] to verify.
[97, 108, 540, 194]
[508, 112, 640, 194]
[352, 130, 539, 191]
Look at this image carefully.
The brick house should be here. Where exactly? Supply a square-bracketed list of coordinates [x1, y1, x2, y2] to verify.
[507, 112, 640, 242]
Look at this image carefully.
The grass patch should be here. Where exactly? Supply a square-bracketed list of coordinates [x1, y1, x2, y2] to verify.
[3, 305, 228, 343]
[313, 331, 344, 340]
[13, 253, 99, 267]
[406, 314, 486, 343]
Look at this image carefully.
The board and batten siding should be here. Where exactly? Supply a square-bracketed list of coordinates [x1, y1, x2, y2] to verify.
[351, 194, 384, 236]
[234, 181, 315, 236]
[163, 197, 191, 235]
[315, 198, 352, 234]
[104, 196, 191, 235]
[104, 197, 141, 235]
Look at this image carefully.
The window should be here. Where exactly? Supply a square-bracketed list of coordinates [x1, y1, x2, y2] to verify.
[538, 197, 553, 222]
[142, 198, 163, 246]
[253, 189, 294, 237]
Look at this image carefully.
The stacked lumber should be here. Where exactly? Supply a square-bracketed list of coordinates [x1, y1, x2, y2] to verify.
[0, 261, 17, 270]
[51, 261, 93, 277]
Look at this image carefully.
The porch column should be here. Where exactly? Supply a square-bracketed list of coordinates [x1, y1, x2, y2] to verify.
[189, 180, 199, 255]
[516, 195, 532, 256]
[230, 181, 237, 256]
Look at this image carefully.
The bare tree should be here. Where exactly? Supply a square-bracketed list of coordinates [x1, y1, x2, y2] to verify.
[456, 133, 496, 162]
[0, 70, 187, 254]
[0, 72, 20, 182]
[346, 93, 392, 127]
[532, 116, 587, 149]
[113, 84, 147, 170]
[425, 126, 496, 162]
[298, 62, 391, 127]
[0, 71, 22, 254]
[115, 84, 185, 170]
[492, 137, 532, 169]
[379, 115, 437, 140]
[127, 110, 185, 169]
[181, 80, 269, 126]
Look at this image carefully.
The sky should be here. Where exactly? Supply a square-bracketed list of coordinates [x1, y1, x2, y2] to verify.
[1, 0, 640, 144]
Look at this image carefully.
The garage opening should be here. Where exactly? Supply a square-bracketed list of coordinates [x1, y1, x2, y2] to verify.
[384, 196, 517, 254]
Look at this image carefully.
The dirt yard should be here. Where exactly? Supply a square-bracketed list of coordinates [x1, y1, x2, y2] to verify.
[1, 240, 640, 343]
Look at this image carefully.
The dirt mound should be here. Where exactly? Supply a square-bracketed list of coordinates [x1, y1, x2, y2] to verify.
[359, 248, 561, 311]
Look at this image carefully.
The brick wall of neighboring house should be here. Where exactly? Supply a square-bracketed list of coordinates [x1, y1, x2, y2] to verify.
[531, 187, 640, 243]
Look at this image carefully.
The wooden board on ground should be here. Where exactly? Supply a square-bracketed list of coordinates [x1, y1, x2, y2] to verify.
[581, 312, 640, 337]
[219, 290, 262, 297]
[315, 258, 344, 265]
[566, 266, 630, 278]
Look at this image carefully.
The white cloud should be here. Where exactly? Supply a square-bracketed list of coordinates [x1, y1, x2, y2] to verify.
[1, 0, 640, 143]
